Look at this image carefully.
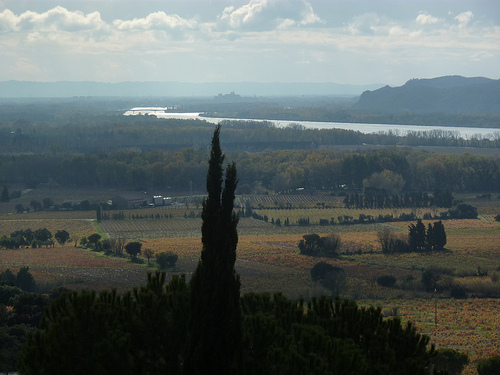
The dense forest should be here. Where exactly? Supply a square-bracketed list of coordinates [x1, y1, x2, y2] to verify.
[1, 136, 499, 194]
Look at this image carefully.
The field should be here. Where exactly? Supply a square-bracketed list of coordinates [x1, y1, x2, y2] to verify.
[2, 191, 500, 373]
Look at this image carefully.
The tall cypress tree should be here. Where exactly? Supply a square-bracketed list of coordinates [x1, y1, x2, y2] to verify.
[185, 124, 241, 374]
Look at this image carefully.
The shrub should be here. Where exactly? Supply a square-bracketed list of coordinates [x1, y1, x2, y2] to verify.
[450, 285, 467, 299]
[477, 356, 500, 375]
[421, 269, 441, 292]
[156, 251, 178, 269]
[299, 233, 341, 257]
[0, 269, 17, 286]
[16, 266, 36, 292]
[377, 275, 397, 287]
[0, 285, 23, 305]
[311, 262, 334, 282]
[448, 203, 478, 219]
[311, 262, 346, 296]
[431, 348, 469, 375]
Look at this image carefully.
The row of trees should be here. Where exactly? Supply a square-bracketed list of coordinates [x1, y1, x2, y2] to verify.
[0, 229, 69, 249]
[344, 189, 454, 209]
[2, 111, 500, 156]
[2, 143, 500, 194]
[378, 220, 447, 254]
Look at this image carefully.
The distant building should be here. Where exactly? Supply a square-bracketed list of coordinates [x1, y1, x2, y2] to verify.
[112, 192, 150, 209]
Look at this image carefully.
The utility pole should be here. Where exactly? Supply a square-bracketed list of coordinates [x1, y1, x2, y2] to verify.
[434, 289, 437, 327]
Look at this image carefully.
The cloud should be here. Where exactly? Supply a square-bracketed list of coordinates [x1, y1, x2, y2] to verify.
[113, 11, 197, 31]
[0, 6, 107, 33]
[471, 51, 493, 61]
[347, 13, 382, 35]
[217, 0, 322, 31]
[416, 13, 440, 25]
[454, 11, 473, 27]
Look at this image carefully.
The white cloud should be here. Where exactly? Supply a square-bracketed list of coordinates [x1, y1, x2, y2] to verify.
[454, 11, 473, 27]
[347, 13, 382, 35]
[471, 51, 493, 61]
[217, 0, 322, 31]
[416, 13, 440, 25]
[113, 11, 197, 31]
[15, 6, 107, 32]
[0, 1, 498, 84]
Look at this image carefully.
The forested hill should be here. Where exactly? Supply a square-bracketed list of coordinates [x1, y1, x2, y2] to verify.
[355, 76, 500, 115]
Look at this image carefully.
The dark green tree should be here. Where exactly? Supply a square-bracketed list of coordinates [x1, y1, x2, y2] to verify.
[42, 197, 53, 210]
[18, 290, 132, 375]
[0, 269, 17, 286]
[155, 251, 178, 269]
[87, 233, 101, 249]
[1, 185, 9, 202]
[54, 230, 70, 246]
[34, 228, 52, 243]
[408, 219, 426, 252]
[16, 267, 36, 292]
[421, 269, 441, 292]
[185, 124, 241, 375]
[477, 355, 500, 375]
[431, 221, 447, 250]
[431, 348, 469, 375]
[125, 241, 142, 260]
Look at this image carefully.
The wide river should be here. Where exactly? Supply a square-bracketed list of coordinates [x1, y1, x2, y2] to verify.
[124, 108, 500, 140]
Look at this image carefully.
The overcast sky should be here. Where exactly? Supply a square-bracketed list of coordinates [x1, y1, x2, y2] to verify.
[0, 0, 498, 86]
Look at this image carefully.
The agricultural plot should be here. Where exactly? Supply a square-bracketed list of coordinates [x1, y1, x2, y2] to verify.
[236, 194, 341, 208]
[2, 195, 500, 373]
[0, 246, 149, 292]
[369, 298, 500, 375]
[0, 218, 95, 240]
[254, 207, 447, 226]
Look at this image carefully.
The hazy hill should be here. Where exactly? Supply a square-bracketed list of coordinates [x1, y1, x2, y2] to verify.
[355, 76, 500, 114]
[0, 81, 380, 98]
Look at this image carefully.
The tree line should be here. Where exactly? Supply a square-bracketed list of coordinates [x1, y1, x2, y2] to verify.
[2, 144, 500, 194]
[0, 228, 69, 249]
[2, 111, 500, 156]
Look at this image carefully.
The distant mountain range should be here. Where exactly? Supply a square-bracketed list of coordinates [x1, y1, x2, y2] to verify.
[0, 81, 381, 98]
[354, 76, 500, 115]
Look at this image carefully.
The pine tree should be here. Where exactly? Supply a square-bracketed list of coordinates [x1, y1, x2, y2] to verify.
[185, 124, 241, 374]
[1, 185, 9, 202]
[432, 220, 447, 250]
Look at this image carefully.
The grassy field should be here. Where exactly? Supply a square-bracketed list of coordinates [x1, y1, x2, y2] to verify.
[2, 191, 500, 373]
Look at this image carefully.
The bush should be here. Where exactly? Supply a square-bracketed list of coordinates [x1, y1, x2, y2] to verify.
[450, 285, 467, 299]
[477, 355, 500, 375]
[156, 251, 178, 269]
[376, 275, 397, 287]
[310, 262, 346, 296]
[431, 348, 469, 375]
[0, 285, 23, 305]
[311, 262, 334, 282]
[298, 233, 341, 257]
[421, 269, 441, 292]
[16, 267, 36, 292]
[448, 203, 478, 219]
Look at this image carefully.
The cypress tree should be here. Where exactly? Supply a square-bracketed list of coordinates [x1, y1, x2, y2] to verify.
[185, 124, 241, 374]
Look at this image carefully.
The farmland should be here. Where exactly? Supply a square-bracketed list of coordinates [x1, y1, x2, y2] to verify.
[2, 192, 500, 373]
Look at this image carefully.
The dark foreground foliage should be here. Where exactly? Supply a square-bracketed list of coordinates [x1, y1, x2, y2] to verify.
[17, 271, 436, 375]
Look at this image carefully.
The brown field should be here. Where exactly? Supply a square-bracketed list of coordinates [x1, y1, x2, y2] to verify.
[2, 192, 500, 373]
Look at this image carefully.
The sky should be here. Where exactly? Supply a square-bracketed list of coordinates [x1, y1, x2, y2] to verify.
[0, 0, 498, 86]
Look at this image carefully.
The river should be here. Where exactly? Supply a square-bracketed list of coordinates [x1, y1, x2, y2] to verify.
[123, 108, 500, 140]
